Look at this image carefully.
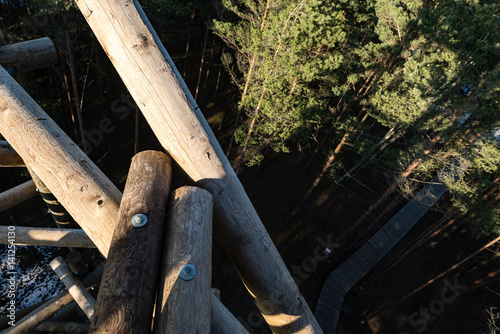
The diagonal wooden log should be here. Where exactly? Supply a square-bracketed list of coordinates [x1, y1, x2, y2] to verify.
[90, 151, 172, 334]
[0, 66, 122, 256]
[0, 180, 37, 213]
[0, 37, 58, 73]
[74, 1, 321, 332]
[0, 140, 24, 167]
[0, 226, 96, 248]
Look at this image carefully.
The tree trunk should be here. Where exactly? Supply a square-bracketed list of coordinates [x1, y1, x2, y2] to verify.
[154, 186, 212, 334]
[75, 1, 322, 332]
[90, 151, 172, 334]
[194, 28, 209, 102]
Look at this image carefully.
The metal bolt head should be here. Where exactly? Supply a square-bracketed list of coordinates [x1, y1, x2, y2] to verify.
[131, 214, 147, 227]
[179, 264, 196, 280]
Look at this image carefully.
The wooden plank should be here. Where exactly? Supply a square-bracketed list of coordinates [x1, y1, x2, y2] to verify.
[0, 66, 122, 256]
[3, 266, 103, 334]
[0, 37, 57, 73]
[154, 186, 212, 334]
[0, 180, 37, 213]
[0, 226, 96, 248]
[90, 151, 171, 334]
[50, 256, 96, 319]
[0, 140, 24, 167]
[74, 1, 322, 331]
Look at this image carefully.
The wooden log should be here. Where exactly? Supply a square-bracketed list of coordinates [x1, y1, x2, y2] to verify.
[75, 1, 321, 332]
[0, 65, 122, 257]
[0, 300, 45, 331]
[50, 256, 96, 320]
[66, 250, 89, 275]
[211, 293, 250, 334]
[0, 140, 24, 167]
[153, 186, 213, 334]
[0, 37, 57, 73]
[33, 322, 90, 333]
[0, 180, 37, 213]
[3, 266, 104, 334]
[0, 226, 96, 248]
[90, 151, 172, 334]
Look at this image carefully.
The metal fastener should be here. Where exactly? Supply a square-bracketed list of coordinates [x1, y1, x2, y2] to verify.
[131, 214, 147, 227]
[179, 264, 196, 280]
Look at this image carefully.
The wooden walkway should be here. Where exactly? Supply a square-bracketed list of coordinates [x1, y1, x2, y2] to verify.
[314, 162, 465, 333]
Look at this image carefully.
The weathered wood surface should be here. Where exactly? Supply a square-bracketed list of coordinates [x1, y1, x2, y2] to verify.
[50, 256, 96, 320]
[211, 293, 250, 334]
[0, 140, 24, 167]
[0, 180, 37, 213]
[75, 1, 321, 332]
[0, 65, 122, 256]
[3, 266, 104, 334]
[33, 321, 90, 333]
[0, 226, 96, 248]
[153, 186, 212, 334]
[0, 37, 57, 73]
[90, 151, 172, 334]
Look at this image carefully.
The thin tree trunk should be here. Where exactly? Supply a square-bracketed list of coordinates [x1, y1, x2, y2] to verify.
[195, 28, 209, 102]
[62, 10, 86, 154]
[287, 112, 369, 221]
[62, 72, 80, 142]
[202, 39, 216, 92]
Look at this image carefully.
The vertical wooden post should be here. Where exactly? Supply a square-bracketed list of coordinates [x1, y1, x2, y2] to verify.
[75, 2, 322, 332]
[0, 66, 122, 256]
[50, 256, 96, 320]
[90, 151, 172, 334]
[154, 186, 213, 334]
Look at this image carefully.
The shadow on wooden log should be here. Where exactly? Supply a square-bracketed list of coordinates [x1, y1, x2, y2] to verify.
[0, 226, 96, 248]
[0, 180, 37, 213]
[33, 321, 90, 333]
[0, 140, 24, 167]
[3, 266, 103, 334]
[0, 65, 122, 256]
[154, 186, 213, 334]
[211, 293, 250, 334]
[90, 151, 172, 334]
[0, 37, 57, 73]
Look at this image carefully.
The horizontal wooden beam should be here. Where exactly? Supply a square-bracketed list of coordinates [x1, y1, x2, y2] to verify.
[0, 66, 122, 256]
[0, 226, 95, 248]
[0, 140, 24, 167]
[0, 37, 57, 73]
[0, 180, 37, 213]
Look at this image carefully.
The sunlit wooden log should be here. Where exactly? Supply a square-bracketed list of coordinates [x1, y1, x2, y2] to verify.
[0, 180, 37, 213]
[0, 140, 24, 167]
[0, 226, 95, 248]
